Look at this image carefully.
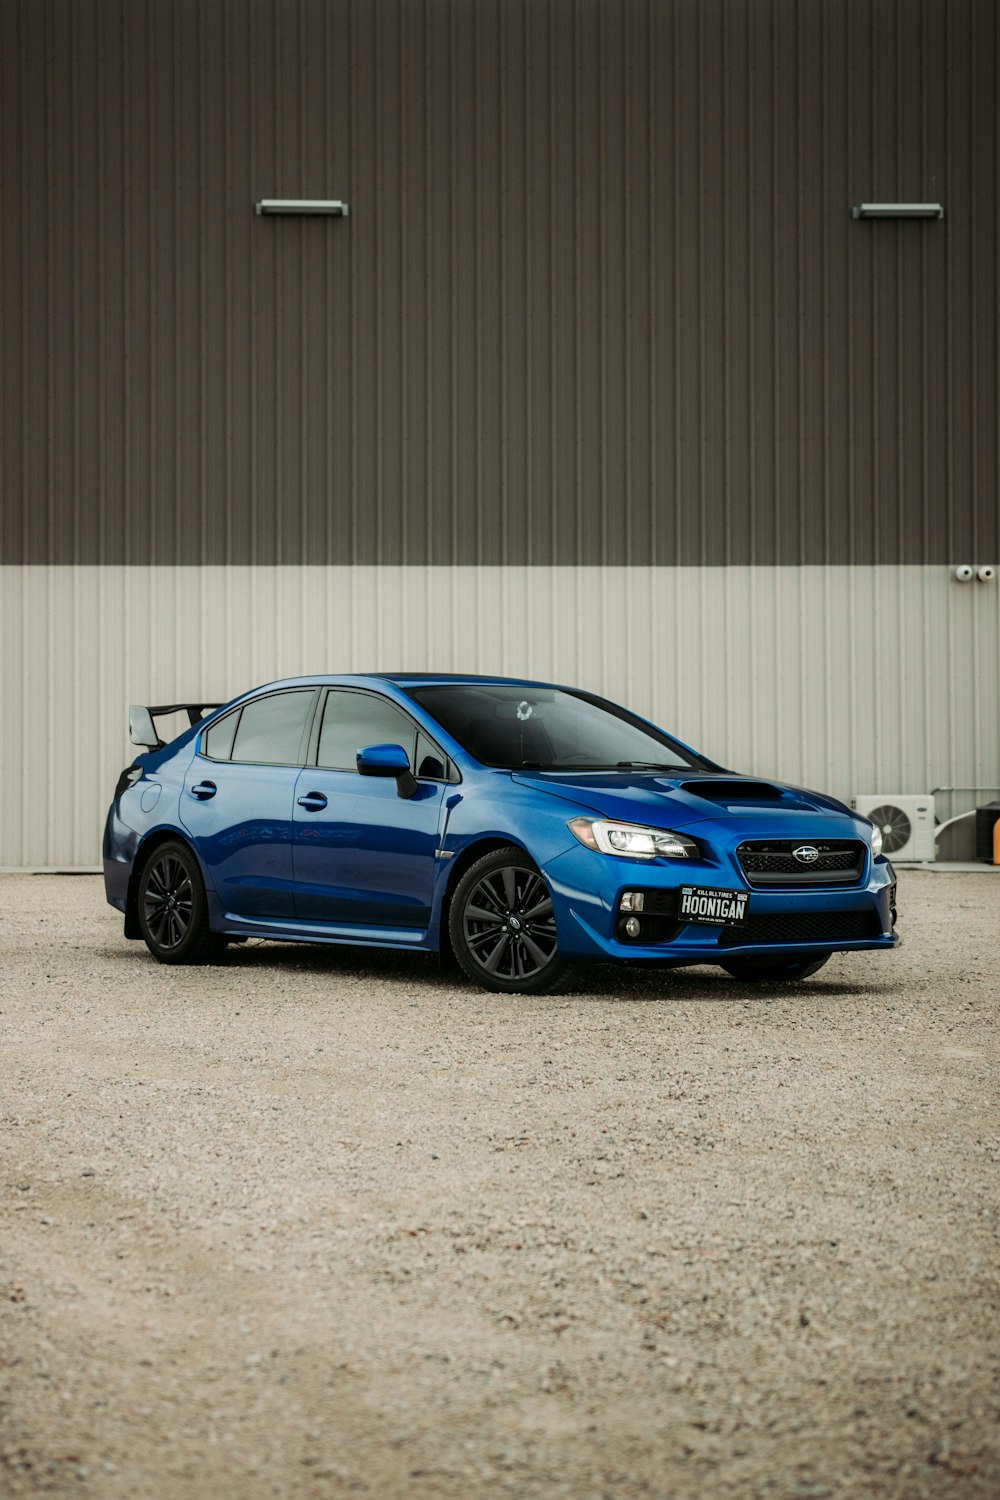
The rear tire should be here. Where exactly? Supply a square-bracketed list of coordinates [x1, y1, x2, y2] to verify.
[449, 846, 568, 995]
[720, 954, 831, 982]
[137, 840, 219, 964]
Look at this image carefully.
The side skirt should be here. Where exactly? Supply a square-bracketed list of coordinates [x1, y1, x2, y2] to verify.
[217, 911, 435, 951]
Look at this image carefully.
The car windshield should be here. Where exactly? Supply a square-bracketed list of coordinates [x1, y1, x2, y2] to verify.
[407, 684, 708, 772]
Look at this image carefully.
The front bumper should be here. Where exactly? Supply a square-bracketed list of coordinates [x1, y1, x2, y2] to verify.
[544, 841, 898, 965]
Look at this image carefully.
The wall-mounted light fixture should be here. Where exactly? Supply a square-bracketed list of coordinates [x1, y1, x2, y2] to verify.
[254, 199, 350, 217]
[852, 203, 943, 220]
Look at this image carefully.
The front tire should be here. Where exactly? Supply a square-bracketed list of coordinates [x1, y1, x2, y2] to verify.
[449, 847, 567, 995]
[720, 954, 831, 982]
[137, 840, 219, 964]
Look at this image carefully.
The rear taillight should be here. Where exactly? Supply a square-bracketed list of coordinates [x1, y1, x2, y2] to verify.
[114, 764, 142, 798]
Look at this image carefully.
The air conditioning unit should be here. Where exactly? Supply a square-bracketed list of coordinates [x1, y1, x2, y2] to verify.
[851, 794, 936, 862]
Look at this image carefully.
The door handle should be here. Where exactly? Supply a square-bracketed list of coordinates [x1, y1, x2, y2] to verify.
[191, 780, 217, 800]
[297, 791, 328, 812]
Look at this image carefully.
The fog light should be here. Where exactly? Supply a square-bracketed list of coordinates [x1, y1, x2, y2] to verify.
[620, 892, 644, 912]
[625, 916, 641, 938]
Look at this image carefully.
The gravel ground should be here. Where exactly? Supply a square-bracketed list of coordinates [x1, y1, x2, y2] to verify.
[1, 870, 998, 1500]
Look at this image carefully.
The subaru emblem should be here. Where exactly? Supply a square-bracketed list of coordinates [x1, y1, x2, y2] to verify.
[793, 845, 820, 864]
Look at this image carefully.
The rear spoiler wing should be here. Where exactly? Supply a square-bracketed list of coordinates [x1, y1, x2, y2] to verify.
[129, 702, 223, 750]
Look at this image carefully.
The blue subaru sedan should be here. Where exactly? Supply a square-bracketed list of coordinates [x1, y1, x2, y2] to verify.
[103, 675, 898, 993]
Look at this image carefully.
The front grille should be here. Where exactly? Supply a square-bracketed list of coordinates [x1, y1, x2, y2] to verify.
[737, 840, 865, 887]
[719, 910, 882, 947]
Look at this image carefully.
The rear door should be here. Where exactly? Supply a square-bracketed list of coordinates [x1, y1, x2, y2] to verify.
[181, 688, 317, 919]
[292, 688, 448, 929]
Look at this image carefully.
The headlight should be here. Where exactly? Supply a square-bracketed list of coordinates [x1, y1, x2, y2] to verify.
[869, 821, 884, 858]
[567, 817, 697, 860]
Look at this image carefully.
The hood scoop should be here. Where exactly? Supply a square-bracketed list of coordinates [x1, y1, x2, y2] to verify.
[682, 780, 782, 801]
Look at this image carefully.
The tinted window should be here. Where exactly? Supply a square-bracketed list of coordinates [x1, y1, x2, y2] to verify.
[229, 691, 313, 765]
[203, 710, 239, 761]
[408, 684, 706, 771]
[415, 732, 447, 781]
[318, 691, 418, 771]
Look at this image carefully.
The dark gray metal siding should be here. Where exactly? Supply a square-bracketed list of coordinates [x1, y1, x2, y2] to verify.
[2, 0, 997, 566]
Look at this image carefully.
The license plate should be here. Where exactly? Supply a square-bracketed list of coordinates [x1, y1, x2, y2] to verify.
[678, 885, 749, 927]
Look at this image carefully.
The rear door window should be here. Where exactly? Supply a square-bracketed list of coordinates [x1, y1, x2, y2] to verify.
[228, 691, 314, 766]
[202, 711, 240, 761]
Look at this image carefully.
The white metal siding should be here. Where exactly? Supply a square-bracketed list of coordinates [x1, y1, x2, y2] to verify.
[2, 565, 998, 867]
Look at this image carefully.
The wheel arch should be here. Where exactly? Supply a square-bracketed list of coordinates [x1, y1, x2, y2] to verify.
[436, 836, 536, 961]
[124, 828, 204, 939]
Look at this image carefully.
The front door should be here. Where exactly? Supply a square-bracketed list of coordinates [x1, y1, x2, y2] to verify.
[292, 688, 447, 930]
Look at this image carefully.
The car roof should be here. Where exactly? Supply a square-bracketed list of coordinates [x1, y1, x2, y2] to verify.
[375, 673, 562, 689]
[249, 673, 568, 691]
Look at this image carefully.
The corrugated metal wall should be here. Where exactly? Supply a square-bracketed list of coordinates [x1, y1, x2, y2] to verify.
[3, 564, 999, 866]
[2, 1, 998, 866]
[2, 0, 997, 566]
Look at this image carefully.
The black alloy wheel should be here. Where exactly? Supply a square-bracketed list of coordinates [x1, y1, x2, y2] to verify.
[720, 954, 831, 982]
[137, 839, 218, 964]
[449, 846, 567, 994]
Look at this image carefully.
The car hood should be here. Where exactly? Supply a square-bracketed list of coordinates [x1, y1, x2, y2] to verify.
[510, 769, 859, 833]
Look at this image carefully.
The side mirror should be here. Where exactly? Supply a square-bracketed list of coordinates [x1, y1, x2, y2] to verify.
[129, 705, 161, 749]
[356, 743, 418, 800]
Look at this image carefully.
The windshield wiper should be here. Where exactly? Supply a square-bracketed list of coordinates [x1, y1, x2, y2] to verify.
[615, 761, 688, 771]
[518, 761, 611, 771]
[515, 759, 689, 772]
